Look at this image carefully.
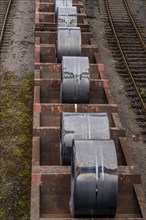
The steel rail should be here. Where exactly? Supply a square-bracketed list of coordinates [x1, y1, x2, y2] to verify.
[123, 0, 146, 51]
[0, 0, 13, 46]
[104, 0, 146, 113]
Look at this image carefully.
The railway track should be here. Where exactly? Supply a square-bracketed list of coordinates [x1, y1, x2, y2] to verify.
[0, 0, 17, 55]
[99, 0, 146, 136]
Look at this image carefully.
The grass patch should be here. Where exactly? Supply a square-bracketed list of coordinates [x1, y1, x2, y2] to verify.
[0, 72, 33, 220]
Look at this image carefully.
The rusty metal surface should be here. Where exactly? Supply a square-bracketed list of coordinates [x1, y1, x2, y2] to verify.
[31, 166, 145, 219]
[35, 1, 89, 31]
[35, 31, 94, 44]
[31, 0, 146, 219]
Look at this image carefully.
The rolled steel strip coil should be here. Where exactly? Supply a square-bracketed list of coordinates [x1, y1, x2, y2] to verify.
[70, 139, 118, 217]
[57, 7, 77, 27]
[60, 112, 110, 165]
[57, 27, 81, 62]
[55, 0, 72, 15]
[61, 56, 90, 103]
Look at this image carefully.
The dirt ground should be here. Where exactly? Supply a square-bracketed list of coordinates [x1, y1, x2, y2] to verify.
[1, 0, 35, 74]
[0, 0, 146, 218]
[83, 0, 146, 195]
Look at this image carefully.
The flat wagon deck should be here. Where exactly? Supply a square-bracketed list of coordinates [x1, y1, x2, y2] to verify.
[31, 0, 146, 219]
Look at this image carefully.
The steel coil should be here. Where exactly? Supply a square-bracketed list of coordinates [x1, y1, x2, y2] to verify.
[57, 7, 77, 27]
[55, 0, 72, 14]
[70, 139, 118, 217]
[60, 112, 110, 165]
[61, 56, 90, 103]
[57, 27, 81, 62]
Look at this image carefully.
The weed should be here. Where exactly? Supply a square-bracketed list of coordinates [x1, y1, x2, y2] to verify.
[140, 88, 146, 98]
[0, 72, 33, 219]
